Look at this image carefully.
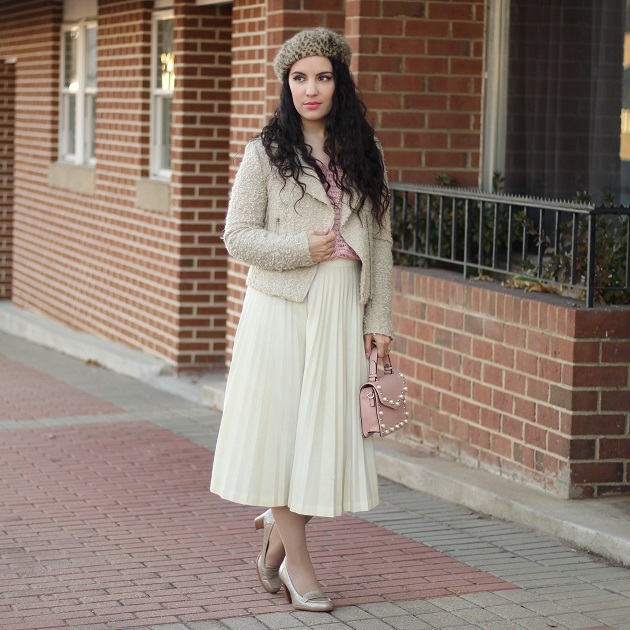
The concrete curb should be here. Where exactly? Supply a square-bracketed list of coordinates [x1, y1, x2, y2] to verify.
[0, 302, 170, 381]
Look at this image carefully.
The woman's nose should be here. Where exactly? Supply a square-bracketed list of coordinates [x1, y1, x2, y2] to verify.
[305, 80, 318, 96]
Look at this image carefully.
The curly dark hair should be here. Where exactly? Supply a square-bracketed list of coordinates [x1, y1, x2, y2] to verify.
[260, 59, 389, 228]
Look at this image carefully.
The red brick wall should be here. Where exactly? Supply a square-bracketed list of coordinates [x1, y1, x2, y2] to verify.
[347, 0, 485, 187]
[171, 0, 232, 368]
[0, 61, 14, 300]
[0, 0, 231, 371]
[393, 267, 630, 498]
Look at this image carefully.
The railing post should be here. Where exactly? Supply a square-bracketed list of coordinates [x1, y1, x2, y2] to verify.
[464, 199, 472, 279]
[586, 211, 596, 308]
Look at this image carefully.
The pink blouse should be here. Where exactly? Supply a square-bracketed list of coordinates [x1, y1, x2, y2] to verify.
[320, 164, 360, 261]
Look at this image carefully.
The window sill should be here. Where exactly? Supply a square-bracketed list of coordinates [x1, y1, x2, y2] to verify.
[48, 161, 96, 196]
[136, 178, 171, 214]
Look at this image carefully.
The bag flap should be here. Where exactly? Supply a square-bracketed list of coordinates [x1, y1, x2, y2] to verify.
[374, 374, 406, 409]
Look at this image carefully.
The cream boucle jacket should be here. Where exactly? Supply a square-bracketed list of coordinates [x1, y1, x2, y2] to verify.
[224, 138, 394, 338]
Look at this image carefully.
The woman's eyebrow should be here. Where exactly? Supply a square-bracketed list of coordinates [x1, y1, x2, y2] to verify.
[290, 71, 333, 76]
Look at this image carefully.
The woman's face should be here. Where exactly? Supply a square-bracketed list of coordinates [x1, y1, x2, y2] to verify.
[288, 55, 335, 126]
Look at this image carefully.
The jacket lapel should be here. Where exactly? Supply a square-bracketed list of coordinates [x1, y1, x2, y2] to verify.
[296, 151, 330, 208]
[297, 152, 361, 229]
[300, 167, 332, 208]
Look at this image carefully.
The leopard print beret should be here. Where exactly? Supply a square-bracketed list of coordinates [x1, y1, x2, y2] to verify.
[273, 28, 353, 80]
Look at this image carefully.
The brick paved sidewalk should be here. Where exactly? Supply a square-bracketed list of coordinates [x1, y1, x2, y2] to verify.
[1, 331, 629, 630]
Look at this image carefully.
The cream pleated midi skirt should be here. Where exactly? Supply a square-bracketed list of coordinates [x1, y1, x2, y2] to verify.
[210, 258, 379, 517]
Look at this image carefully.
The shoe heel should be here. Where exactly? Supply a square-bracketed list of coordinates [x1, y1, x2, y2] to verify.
[254, 514, 265, 530]
[283, 584, 292, 603]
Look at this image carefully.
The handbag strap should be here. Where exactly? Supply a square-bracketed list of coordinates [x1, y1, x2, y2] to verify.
[368, 345, 394, 382]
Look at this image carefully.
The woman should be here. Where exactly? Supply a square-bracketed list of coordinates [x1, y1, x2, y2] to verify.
[210, 28, 394, 613]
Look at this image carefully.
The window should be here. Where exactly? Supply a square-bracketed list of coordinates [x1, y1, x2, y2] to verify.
[483, 0, 629, 204]
[151, 12, 175, 179]
[621, 0, 630, 203]
[60, 22, 97, 165]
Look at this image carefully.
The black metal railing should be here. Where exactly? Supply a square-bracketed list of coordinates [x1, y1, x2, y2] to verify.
[390, 183, 630, 307]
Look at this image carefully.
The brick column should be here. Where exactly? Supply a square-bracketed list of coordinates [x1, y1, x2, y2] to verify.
[0, 60, 14, 300]
[171, 0, 232, 369]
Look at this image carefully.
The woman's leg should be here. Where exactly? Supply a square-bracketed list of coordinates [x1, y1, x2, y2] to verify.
[271, 506, 320, 595]
[264, 519, 285, 568]
[264, 511, 313, 569]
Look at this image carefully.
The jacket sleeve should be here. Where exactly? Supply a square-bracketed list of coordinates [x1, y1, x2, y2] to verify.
[223, 140, 315, 271]
[363, 209, 394, 339]
[363, 140, 394, 338]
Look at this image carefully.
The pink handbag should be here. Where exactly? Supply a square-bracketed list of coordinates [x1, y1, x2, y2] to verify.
[360, 347, 409, 437]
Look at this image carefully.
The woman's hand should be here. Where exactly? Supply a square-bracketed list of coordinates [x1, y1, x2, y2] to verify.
[364, 333, 391, 359]
[308, 228, 336, 262]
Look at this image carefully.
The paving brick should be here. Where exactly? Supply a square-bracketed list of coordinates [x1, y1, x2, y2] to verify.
[346, 620, 396, 630]
[357, 602, 409, 617]
[486, 603, 541, 620]
[549, 614, 606, 628]
[330, 607, 376, 622]
[415, 611, 466, 628]
[255, 612, 307, 628]
[386, 616, 432, 629]
[568, 594, 630, 613]
[395, 601, 447, 615]
[514, 576, 584, 588]
[223, 618, 271, 630]
[291, 610, 343, 626]
[452, 607, 504, 624]
[523, 600, 572, 615]
[516, 617, 568, 630]
[594, 607, 630, 624]
[499, 622, 552, 630]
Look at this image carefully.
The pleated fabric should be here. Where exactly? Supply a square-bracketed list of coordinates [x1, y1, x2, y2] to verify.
[210, 258, 379, 517]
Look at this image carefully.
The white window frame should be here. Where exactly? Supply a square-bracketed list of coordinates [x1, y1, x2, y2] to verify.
[481, 0, 509, 192]
[59, 20, 97, 166]
[151, 10, 175, 180]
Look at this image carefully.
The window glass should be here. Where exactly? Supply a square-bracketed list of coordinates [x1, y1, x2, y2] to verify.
[504, 0, 627, 204]
[86, 26, 97, 90]
[84, 93, 96, 161]
[64, 93, 76, 156]
[159, 97, 172, 171]
[60, 23, 97, 165]
[621, 0, 630, 203]
[64, 30, 78, 90]
[156, 19, 175, 91]
[152, 14, 174, 179]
